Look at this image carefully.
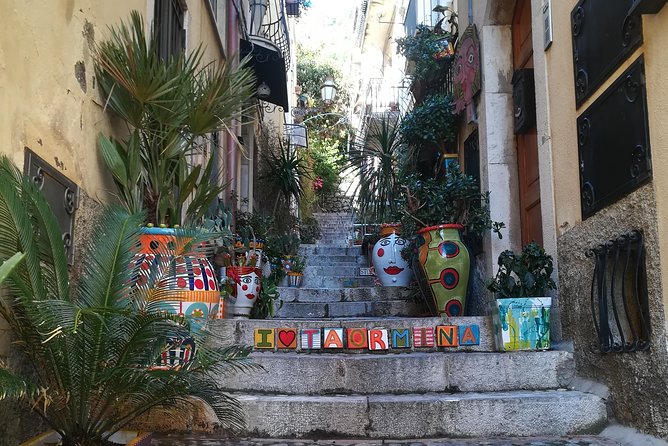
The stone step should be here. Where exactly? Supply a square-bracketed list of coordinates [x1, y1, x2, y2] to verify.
[306, 255, 365, 266]
[273, 299, 425, 318]
[209, 316, 495, 353]
[233, 390, 607, 438]
[278, 286, 410, 303]
[299, 245, 362, 256]
[301, 275, 376, 288]
[224, 350, 574, 395]
[303, 265, 361, 277]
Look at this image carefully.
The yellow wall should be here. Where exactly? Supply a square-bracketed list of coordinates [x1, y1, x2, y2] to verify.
[0, 0, 144, 202]
[546, 1, 668, 313]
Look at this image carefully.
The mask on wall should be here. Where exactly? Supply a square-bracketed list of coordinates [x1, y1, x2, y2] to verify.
[453, 24, 481, 122]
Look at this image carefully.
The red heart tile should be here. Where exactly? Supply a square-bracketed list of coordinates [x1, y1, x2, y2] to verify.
[277, 329, 296, 348]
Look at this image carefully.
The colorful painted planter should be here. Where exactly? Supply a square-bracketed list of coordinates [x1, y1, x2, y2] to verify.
[226, 266, 262, 318]
[287, 271, 304, 287]
[371, 224, 413, 287]
[134, 228, 220, 332]
[493, 297, 552, 351]
[416, 224, 470, 317]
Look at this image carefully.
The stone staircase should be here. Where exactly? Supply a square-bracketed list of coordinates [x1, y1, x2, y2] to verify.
[210, 212, 608, 440]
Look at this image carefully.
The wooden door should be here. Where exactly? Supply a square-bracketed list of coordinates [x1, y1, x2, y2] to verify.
[512, 0, 543, 246]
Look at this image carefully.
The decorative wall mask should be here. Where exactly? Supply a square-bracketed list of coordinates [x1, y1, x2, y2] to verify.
[453, 24, 481, 122]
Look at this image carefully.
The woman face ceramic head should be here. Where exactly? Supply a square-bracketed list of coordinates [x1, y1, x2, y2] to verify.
[237, 270, 261, 301]
[372, 233, 413, 286]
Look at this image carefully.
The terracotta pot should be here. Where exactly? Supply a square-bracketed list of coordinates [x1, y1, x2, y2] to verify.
[416, 224, 470, 316]
[134, 228, 221, 331]
[226, 266, 262, 318]
[493, 297, 552, 351]
[371, 224, 413, 287]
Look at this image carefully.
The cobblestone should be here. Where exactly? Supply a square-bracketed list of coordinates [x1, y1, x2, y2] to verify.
[149, 435, 624, 446]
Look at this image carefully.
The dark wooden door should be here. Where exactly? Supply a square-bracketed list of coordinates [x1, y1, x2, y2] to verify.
[512, 0, 543, 246]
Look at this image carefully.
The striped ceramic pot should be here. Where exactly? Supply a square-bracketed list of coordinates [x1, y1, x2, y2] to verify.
[134, 227, 220, 333]
[416, 224, 470, 317]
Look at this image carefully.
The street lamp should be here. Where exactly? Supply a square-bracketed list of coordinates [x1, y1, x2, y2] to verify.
[320, 76, 337, 105]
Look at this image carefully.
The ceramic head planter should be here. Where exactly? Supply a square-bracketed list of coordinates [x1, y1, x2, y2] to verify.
[372, 224, 413, 287]
[227, 266, 262, 318]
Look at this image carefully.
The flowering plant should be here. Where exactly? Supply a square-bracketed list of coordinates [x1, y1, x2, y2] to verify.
[313, 176, 324, 191]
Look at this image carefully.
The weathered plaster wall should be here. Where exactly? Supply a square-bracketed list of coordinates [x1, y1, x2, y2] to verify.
[545, 0, 668, 438]
[0, 1, 228, 443]
[558, 184, 668, 438]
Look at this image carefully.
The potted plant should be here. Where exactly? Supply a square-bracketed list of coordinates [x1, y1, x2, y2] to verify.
[0, 158, 251, 446]
[399, 94, 457, 177]
[486, 242, 556, 351]
[287, 256, 307, 287]
[398, 163, 504, 317]
[396, 25, 455, 82]
[94, 11, 256, 325]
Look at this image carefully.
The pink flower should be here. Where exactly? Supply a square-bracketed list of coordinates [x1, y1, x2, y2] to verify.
[313, 177, 324, 191]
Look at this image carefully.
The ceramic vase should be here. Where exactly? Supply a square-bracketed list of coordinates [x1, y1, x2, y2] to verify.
[416, 224, 470, 316]
[371, 224, 413, 287]
[493, 297, 552, 351]
[134, 227, 220, 333]
[227, 266, 262, 318]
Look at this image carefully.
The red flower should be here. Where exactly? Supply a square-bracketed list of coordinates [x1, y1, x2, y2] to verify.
[313, 176, 324, 191]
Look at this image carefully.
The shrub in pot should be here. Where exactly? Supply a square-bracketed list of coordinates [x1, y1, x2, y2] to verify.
[486, 242, 556, 351]
[398, 163, 503, 317]
[287, 256, 307, 288]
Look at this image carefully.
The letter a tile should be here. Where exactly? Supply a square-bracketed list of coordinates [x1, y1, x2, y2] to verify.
[391, 328, 411, 348]
[347, 328, 368, 349]
[413, 327, 435, 348]
[254, 328, 275, 349]
[436, 325, 458, 347]
[323, 328, 345, 349]
[300, 328, 322, 350]
[368, 329, 389, 351]
[458, 324, 480, 346]
[275, 328, 297, 349]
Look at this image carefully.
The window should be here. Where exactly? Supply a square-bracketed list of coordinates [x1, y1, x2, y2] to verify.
[154, 0, 186, 60]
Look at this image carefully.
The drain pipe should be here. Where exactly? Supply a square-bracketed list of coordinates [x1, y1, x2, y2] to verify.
[226, 0, 240, 207]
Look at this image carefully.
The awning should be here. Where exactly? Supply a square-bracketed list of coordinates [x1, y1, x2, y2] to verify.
[241, 38, 289, 111]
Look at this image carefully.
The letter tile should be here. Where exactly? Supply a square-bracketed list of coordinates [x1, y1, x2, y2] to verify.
[275, 328, 297, 349]
[300, 328, 322, 350]
[368, 329, 389, 351]
[391, 328, 411, 348]
[347, 328, 368, 349]
[436, 325, 458, 347]
[458, 324, 480, 346]
[254, 328, 275, 349]
[323, 328, 345, 349]
[412, 327, 435, 348]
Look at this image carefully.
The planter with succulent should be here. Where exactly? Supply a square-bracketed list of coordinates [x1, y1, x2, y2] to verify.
[287, 256, 307, 288]
[399, 94, 457, 177]
[486, 242, 556, 351]
[371, 224, 413, 287]
[0, 158, 252, 446]
[398, 163, 504, 317]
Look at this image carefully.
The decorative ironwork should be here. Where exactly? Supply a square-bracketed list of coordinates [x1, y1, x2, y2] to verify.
[577, 57, 651, 219]
[585, 230, 650, 353]
[571, 0, 642, 107]
[24, 148, 79, 264]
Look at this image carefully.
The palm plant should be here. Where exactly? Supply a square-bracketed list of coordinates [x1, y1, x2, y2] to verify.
[95, 11, 256, 226]
[260, 140, 311, 217]
[0, 157, 252, 445]
[346, 113, 404, 222]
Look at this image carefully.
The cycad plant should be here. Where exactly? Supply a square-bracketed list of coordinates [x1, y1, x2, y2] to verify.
[346, 113, 404, 222]
[95, 11, 256, 226]
[0, 157, 252, 445]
